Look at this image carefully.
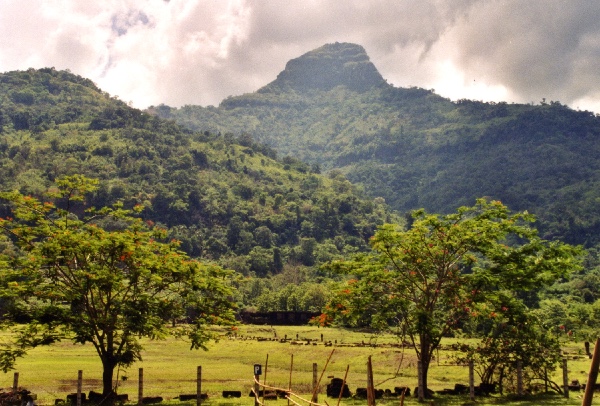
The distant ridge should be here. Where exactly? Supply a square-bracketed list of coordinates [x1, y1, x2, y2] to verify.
[258, 42, 386, 93]
[152, 43, 600, 247]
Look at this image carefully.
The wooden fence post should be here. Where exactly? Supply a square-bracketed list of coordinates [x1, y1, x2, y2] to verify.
[469, 360, 475, 401]
[310, 348, 334, 404]
[138, 368, 143, 406]
[516, 361, 523, 396]
[197, 366, 202, 406]
[366, 356, 375, 406]
[311, 363, 318, 404]
[77, 370, 83, 406]
[336, 365, 349, 406]
[288, 355, 293, 406]
[254, 370, 260, 406]
[12, 372, 18, 393]
[586, 341, 591, 357]
[583, 337, 600, 406]
[562, 358, 569, 398]
[263, 355, 269, 405]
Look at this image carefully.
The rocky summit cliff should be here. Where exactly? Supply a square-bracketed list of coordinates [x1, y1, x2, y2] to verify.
[258, 42, 387, 93]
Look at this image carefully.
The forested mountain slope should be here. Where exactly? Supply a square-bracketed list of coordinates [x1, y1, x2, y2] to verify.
[154, 42, 600, 247]
[0, 67, 396, 279]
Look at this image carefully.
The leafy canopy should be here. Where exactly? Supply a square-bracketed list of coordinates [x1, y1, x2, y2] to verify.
[0, 68, 395, 278]
[455, 292, 564, 394]
[324, 199, 582, 397]
[0, 175, 237, 394]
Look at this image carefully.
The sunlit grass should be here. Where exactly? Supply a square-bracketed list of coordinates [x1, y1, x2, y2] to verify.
[0, 325, 590, 405]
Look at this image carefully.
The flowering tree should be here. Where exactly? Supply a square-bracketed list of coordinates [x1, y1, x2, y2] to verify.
[325, 199, 581, 400]
[0, 175, 237, 398]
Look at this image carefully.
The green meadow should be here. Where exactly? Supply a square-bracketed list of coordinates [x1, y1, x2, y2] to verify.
[0, 325, 592, 406]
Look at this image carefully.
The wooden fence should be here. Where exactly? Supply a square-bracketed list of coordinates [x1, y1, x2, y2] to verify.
[4, 338, 596, 406]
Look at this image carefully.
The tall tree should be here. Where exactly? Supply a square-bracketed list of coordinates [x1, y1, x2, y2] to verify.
[324, 199, 581, 400]
[0, 175, 237, 399]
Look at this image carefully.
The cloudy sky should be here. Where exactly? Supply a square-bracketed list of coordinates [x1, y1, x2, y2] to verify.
[2, 0, 600, 112]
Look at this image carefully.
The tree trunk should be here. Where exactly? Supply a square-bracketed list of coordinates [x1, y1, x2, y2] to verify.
[481, 362, 497, 385]
[102, 357, 117, 397]
[419, 335, 432, 400]
[421, 360, 430, 399]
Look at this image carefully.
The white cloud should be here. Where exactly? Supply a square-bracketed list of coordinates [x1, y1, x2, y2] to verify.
[0, 0, 599, 112]
[430, 60, 510, 103]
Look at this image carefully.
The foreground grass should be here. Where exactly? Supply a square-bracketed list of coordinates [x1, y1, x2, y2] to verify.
[0, 325, 591, 405]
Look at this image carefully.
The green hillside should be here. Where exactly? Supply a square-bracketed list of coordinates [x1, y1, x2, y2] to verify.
[154, 42, 600, 247]
[2, 54, 600, 346]
[1, 53, 600, 391]
[0, 67, 396, 285]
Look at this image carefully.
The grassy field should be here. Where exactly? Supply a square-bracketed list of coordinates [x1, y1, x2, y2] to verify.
[0, 325, 592, 405]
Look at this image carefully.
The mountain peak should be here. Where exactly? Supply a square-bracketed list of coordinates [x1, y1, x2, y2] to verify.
[259, 42, 386, 94]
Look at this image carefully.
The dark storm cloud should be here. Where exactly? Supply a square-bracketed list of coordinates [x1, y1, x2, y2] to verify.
[443, 0, 600, 107]
[1, 0, 599, 111]
[216, 1, 485, 98]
